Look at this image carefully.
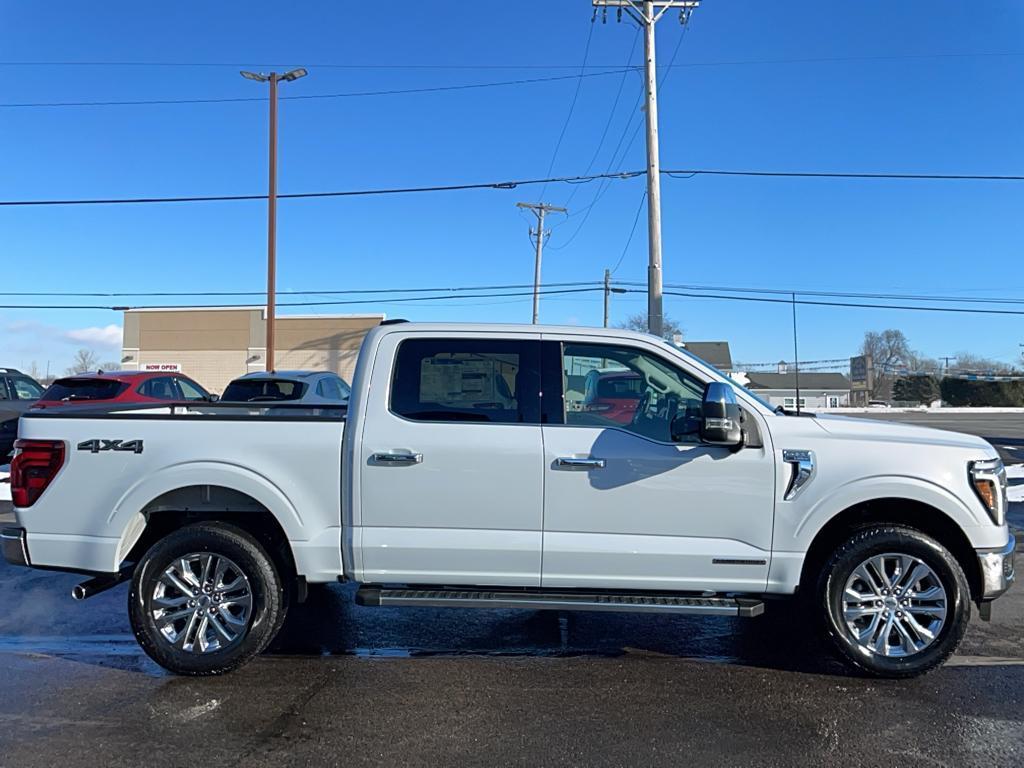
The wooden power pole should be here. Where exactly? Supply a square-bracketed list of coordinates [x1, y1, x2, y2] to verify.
[593, 1, 699, 337]
[516, 202, 567, 323]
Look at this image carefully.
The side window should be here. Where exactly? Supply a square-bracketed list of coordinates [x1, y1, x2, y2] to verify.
[390, 338, 540, 424]
[561, 343, 705, 443]
[176, 378, 209, 401]
[11, 377, 44, 400]
[139, 377, 178, 400]
[316, 380, 328, 398]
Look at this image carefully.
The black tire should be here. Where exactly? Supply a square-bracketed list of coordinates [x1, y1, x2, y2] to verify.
[818, 525, 970, 679]
[128, 522, 287, 675]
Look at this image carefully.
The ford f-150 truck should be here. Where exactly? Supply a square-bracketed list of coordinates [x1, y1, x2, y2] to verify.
[1, 323, 1015, 677]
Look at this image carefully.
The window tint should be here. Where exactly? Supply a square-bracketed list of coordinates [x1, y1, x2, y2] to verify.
[138, 377, 179, 400]
[175, 377, 210, 401]
[562, 343, 705, 443]
[42, 378, 127, 402]
[391, 338, 540, 423]
[221, 379, 306, 402]
[316, 376, 349, 401]
[11, 376, 44, 400]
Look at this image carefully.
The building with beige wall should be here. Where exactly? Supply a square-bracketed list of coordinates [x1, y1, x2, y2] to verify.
[121, 307, 384, 393]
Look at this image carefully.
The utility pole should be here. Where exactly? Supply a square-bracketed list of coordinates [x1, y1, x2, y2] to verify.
[602, 269, 627, 327]
[241, 67, 308, 371]
[939, 356, 957, 377]
[593, 0, 699, 338]
[516, 202, 567, 323]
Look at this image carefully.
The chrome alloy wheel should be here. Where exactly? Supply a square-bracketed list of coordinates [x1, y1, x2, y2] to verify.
[842, 552, 947, 658]
[151, 553, 253, 654]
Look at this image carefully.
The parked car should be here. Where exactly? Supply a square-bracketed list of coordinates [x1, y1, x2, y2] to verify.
[0, 368, 45, 460]
[221, 370, 350, 404]
[1, 323, 1014, 678]
[33, 371, 215, 409]
[581, 369, 644, 424]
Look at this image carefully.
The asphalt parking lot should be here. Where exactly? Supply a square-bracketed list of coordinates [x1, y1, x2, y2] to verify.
[0, 412, 1022, 767]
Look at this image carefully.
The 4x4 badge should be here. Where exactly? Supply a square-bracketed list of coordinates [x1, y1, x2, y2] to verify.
[76, 439, 144, 455]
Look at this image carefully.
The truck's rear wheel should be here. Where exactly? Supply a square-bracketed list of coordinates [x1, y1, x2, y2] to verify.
[128, 522, 287, 675]
[819, 525, 970, 678]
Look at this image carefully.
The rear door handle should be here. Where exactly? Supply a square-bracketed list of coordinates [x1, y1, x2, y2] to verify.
[556, 457, 606, 470]
[373, 452, 423, 465]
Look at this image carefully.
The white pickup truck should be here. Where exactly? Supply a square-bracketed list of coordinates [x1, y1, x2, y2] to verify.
[2, 322, 1015, 677]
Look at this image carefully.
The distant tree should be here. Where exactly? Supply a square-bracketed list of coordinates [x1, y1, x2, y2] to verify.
[860, 329, 912, 400]
[99, 362, 120, 372]
[949, 351, 1018, 376]
[65, 349, 99, 375]
[618, 313, 683, 341]
[892, 375, 941, 405]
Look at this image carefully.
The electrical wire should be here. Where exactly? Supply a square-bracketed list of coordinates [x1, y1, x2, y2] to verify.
[609, 191, 647, 274]
[0, 286, 606, 311]
[0, 170, 645, 207]
[0, 280, 602, 298]
[0, 69, 632, 109]
[538, 21, 595, 200]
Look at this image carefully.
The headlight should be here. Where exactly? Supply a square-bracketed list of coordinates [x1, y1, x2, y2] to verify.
[970, 458, 1007, 526]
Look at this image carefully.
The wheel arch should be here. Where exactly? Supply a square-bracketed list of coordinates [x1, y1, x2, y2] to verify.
[798, 497, 983, 603]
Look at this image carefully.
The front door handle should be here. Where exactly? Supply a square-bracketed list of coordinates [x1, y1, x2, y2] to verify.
[373, 452, 423, 465]
[556, 457, 606, 470]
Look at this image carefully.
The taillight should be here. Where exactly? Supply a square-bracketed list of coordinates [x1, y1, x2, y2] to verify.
[11, 439, 65, 508]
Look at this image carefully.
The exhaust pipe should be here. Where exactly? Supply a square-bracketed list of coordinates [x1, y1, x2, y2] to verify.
[72, 567, 133, 601]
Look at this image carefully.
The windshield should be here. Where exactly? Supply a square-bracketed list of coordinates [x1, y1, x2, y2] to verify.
[10, 375, 44, 400]
[222, 379, 306, 402]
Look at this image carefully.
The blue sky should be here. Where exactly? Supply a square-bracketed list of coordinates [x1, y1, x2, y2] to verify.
[2, 0, 1023, 375]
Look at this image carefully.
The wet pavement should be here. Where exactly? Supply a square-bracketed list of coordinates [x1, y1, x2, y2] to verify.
[0, 412, 1022, 767]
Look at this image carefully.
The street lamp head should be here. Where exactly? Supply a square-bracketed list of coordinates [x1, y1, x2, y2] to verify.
[240, 70, 270, 82]
[281, 67, 308, 82]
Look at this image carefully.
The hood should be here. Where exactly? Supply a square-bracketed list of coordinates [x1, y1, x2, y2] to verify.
[813, 414, 994, 454]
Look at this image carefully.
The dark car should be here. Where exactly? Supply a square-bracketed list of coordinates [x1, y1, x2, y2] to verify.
[221, 370, 350, 404]
[33, 370, 215, 410]
[0, 368, 46, 461]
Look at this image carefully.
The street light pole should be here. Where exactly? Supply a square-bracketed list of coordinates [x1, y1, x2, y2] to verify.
[240, 67, 307, 372]
[266, 72, 278, 372]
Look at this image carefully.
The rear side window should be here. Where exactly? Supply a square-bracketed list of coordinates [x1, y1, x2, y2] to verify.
[222, 379, 306, 402]
[137, 376, 179, 400]
[11, 376, 44, 400]
[390, 338, 540, 424]
[42, 378, 127, 402]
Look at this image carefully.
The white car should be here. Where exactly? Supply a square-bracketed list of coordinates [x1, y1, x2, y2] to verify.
[2, 323, 1014, 677]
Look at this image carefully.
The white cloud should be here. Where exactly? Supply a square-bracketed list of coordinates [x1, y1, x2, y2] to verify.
[63, 324, 123, 348]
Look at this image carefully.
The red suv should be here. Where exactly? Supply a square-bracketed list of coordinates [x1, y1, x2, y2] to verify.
[33, 371, 214, 409]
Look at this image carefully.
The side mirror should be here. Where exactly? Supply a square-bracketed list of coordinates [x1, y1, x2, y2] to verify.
[207, 394, 220, 403]
[700, 382, 744, 448]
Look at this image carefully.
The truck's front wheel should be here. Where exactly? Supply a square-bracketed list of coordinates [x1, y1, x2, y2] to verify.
[128, 523, 287, 675]
[819, 525, 970, 678]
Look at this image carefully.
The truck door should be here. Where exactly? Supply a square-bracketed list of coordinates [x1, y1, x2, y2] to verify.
[540, 338, 775, 593]
[357, 334, 545, 586]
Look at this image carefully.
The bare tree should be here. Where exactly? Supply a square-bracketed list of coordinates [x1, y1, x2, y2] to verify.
[950, 351, 1019, 375]
[860, 330, 912, 400]
[618, 313, 683, 341]
[65, 349, 100, 375]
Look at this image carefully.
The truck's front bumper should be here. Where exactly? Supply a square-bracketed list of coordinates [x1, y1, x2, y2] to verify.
[977, 533, 1015, 601]
[1, 527, 30, 568]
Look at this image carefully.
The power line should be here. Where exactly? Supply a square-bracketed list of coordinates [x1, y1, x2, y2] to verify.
[660, 289, 1024, 316]
[651, 281, 1024, 306]
[538, 22, 596, 200]
[0, 69, 632, 109]
[0, 286, 606, 312]
[3, 50, 1021, 70]
[0, 280, 602, 298]
[0, 170, 645, 207]
[609, 190, 647, 274]
[3, 167, 1023, 208]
